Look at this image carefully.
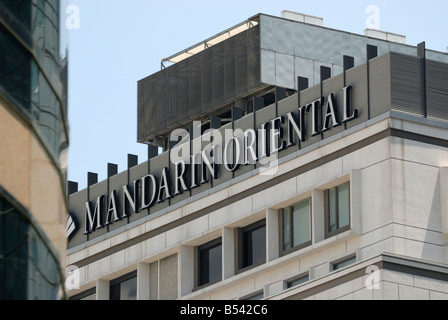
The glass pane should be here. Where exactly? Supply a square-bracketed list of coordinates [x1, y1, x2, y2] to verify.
[109, 283, 120, 300]
[287, 274, 309, 288]
[328, 188, 336, 232]
[338, 183, 350, 229]
[292, 200, 311, 247]
[80, 293, 96, 300]
[250, 225, 266, 266]
[120, 277, 137, 300]
[199, 242, 222, 286]
[282, 208, 290, 251]
[246, 292, 264, 300]
[199, 249, 210, 285]
[208, 244, 222, 283]
[333, 256, 356, 270]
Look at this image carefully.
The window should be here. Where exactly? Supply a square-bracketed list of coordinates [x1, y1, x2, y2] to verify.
[281, 199, 312, 253]
[325, 182, 350, 237]
[70, 288, 96, 300]
[197, 238, 222, 287]
[241, 290, 264, 300]
[238, 220, 266, 271]
[0, 191, 61, 300]
[331, 255, 357, 271]
[110, 272, 137, 300]
[286, 274, 309, 289]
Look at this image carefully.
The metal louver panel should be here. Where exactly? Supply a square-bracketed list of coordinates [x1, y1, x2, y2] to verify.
[248, 26, 261, 90]
[224, 37, 236, 101]
[178, 59, 190, 122]
[201, 48, 213, 112]
[426, 60, 448, 121]
[390, 53, 424, 116]
[213, 42, 225, 106]
[236, 31, 248, 96]
[167, 64, 178, 128]
[189, 54, 202, 117]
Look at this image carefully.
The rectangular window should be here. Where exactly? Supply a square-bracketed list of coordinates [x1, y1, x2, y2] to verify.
[325, 182, 350, 238]
[241, 290, 264, 300]
[281, 199, 312, 253]
[197, 238, 222, 287]
[239, 220, 266, 271]
[69, 288, 96, 300]
[331, 255, 357, 271]
[110, 272, 137, 300]
[286, 274, 309, 289]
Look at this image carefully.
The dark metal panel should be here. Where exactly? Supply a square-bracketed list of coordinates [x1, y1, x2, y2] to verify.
[345, 64, 368, 129]
[299, 86, 321, 149]
[67, 189, 88, 249]
[277, 93, 301, 159]
[201, 48, 213, 112]
[107, 171, 128, 234]
[278, 93, 298, 116]
[148, 151, 170, 213]
[255, 100, 276, 128]
[156, 70, 168, 133]
[137, 75, 156, 142]
[213, 42, 225, 106]
[212, 123, 234, 188]
[248, 25, 261, 91]
[233, 114, 255, 179]
[168, 153, 191, 207]
[189, 54, 202, 118]
[128, 162, 150, 224]
[167, 64, 179, 128]
[236, 31, 248, 96]
[190, 130, 215, 198]
[426, 60, 448, 122]
[138, 25, 262, 143]
[178, 59, 190, 123]
[369, 53, 392, 118]
[390, 53, 424, 117]
[87, 180, 108, 240]
[224, 36, 236, 101]
[322, 73, 345, 141]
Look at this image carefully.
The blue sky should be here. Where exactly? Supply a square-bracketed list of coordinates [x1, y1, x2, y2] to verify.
[61, 0, 448, 190]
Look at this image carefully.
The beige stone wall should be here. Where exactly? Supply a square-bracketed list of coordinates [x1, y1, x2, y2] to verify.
[0, 98, 67, 281]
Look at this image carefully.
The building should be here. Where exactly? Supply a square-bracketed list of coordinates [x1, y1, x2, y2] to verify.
[66, 11, 448, 300]
[0, 0, 69, 299]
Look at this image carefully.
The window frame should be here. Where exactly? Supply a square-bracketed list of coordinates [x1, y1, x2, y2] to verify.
[195, 237, 223, 289]
[240, 290, 264, 300]
[284, 272, 310, 289]
[69, 287, 96, 300]
[330, 254, 357, 271]
[109, 271, 137, 300]
[237, 219, 267, 273]
[324, 181, 351, 239]
[279, 198, 312, 256]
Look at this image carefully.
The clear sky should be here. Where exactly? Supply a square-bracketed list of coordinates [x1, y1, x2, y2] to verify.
[61, 0, 448, 190]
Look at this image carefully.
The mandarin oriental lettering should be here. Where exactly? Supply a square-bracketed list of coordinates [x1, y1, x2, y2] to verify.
[83, 86, 358, 235]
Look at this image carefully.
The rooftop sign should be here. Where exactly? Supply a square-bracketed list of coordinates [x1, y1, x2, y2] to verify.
[82, 85, 358, 235]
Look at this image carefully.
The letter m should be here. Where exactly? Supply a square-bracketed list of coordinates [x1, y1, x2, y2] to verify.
[84, 196, 104, 234]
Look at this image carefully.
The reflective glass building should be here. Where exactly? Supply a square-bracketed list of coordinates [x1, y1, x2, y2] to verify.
[0, 0, 68, 299]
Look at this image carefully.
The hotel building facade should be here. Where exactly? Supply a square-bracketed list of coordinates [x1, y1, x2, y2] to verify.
[66, 11, 448, 300]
